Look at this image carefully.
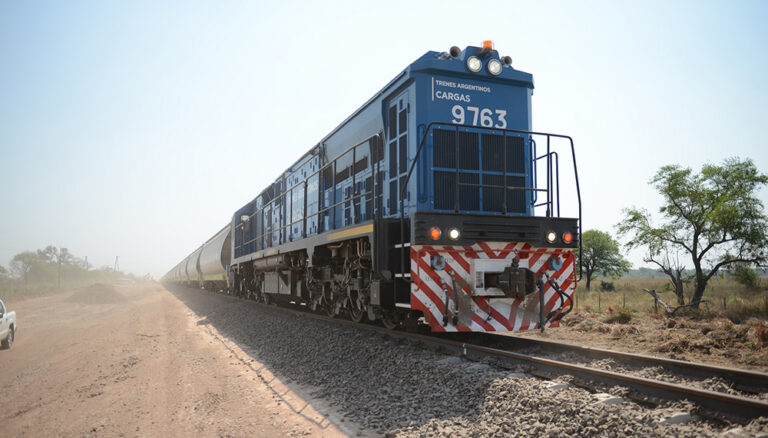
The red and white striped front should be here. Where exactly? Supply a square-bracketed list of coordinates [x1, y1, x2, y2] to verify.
[410, 242, 576, 332]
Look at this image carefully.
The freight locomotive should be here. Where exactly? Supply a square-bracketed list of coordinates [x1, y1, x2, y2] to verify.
[164, 42, 582, 333]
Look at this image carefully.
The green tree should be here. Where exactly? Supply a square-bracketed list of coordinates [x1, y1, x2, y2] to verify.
[10, 251, 40, 284]
[729, 262, 759, 289]
[579, 229, 631, 290]
[35, 246, 79, 287]
[37, 245, 74, 266]
[0, 265, 9, 281]
[617, 158, 768, 308]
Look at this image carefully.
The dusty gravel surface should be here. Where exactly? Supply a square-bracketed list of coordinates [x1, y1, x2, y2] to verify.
[4, 283, 767, 437]
[164, 285, 765, 437]
[0, 283, 347, 437]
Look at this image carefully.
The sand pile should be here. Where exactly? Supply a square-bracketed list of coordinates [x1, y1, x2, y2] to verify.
[67, 283, 127, 305]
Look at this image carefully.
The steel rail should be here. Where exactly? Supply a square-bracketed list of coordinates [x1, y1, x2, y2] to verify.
[241, 299, 768, 422]
[450, 332, 768, 395]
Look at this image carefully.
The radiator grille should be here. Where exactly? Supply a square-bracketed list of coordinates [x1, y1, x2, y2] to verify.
[433, 129, 528, 214]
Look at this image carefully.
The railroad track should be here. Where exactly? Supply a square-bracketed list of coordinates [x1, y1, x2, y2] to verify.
[444, 332, 768, 396]
[211, 292, 768, 422]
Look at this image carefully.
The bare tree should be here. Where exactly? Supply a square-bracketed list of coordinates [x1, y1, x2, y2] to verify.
[643, 250, 685, 305]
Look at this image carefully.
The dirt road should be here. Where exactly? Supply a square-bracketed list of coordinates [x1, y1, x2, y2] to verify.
[0, 283, 348, 438]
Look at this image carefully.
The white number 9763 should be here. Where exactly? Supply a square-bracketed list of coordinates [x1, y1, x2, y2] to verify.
[451, 105, 507, 129]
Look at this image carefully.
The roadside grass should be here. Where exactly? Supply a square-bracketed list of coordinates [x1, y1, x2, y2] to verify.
[0, 282, 58, 302]
[0, 271, 128, 302]
[573, 277, 768, 323]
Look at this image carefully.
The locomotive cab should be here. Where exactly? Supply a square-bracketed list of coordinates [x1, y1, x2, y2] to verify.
[376, 43, 581, 332]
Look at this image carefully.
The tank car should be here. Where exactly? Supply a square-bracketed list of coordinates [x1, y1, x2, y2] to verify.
[165, 225, 231, 291]
[165, 42, 581, 332]
[197, 225, 231, 291]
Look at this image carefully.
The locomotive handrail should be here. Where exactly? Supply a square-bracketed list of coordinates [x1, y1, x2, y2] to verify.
[532, 151, 560, 217]
[236, 133, 383, 256]
[399, 122, 583, 283]
[530, 138, 538, 205]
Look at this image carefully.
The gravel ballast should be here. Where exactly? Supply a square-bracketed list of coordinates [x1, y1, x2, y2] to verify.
[172, 287, 768, 437]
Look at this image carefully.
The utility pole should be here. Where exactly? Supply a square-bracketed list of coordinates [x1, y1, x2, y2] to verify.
[114, 256, 119, 273]
[85, 256, 88, 271]
[58, 247, 68, 289]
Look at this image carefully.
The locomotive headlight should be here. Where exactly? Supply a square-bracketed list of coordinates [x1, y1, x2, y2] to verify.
[466, 56, 482, 73]
[545, 230, 557, 243]
[429, 227, 442, 240]
[448, 228, 461, 240]
[487, 59, 502, 75]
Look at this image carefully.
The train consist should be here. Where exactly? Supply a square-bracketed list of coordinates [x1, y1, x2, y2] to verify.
[164, 42, 581, 333]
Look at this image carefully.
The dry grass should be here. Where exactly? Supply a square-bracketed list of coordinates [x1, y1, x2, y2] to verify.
[0, 272, 127, 302]
[0, 282, 58, 302]
[573, 277, 768, 323]
[752, 321, 768, 349]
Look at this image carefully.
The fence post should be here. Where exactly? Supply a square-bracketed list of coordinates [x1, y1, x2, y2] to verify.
[623, 292, 626, 308]
[598, 290, 601, 313]
[575, 289, 578, 310]
[654, 297, 658, 314]
[723, 296, 727, 310]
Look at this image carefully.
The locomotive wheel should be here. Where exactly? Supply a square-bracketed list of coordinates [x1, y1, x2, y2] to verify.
[325, 298, 336, 318]
[348, 302, 365, 323]
[381, 310, 399, 330]
[324, 283, 340, 318]
[347, 291, 366, 323]
[382, 317, 398, 330]
[349, 308, 364, 323]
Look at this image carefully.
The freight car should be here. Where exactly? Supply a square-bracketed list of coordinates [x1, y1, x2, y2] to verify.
[164, 42, 581, 333]
[166, 225, 231, 291]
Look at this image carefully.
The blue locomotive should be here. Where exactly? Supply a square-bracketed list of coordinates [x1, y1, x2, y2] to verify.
[165, 42, 581, 332]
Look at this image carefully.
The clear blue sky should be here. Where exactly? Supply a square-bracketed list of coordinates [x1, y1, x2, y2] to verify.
[1, 0, 766, 277]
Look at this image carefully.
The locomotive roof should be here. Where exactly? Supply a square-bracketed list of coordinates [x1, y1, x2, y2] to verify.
[291, 44, 534, 171]
[242, 44, 535, 215]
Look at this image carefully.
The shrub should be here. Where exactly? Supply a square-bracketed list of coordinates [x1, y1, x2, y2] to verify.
[730, 262, 759, 289]
[600, 281, 615, 292]
[603, 306, 632, 324]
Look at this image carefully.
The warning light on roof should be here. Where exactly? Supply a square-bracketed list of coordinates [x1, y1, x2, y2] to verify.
[482, 40, 494, 51]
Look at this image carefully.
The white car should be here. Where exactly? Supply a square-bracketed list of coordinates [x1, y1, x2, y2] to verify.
[0, 299, 16, 349]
